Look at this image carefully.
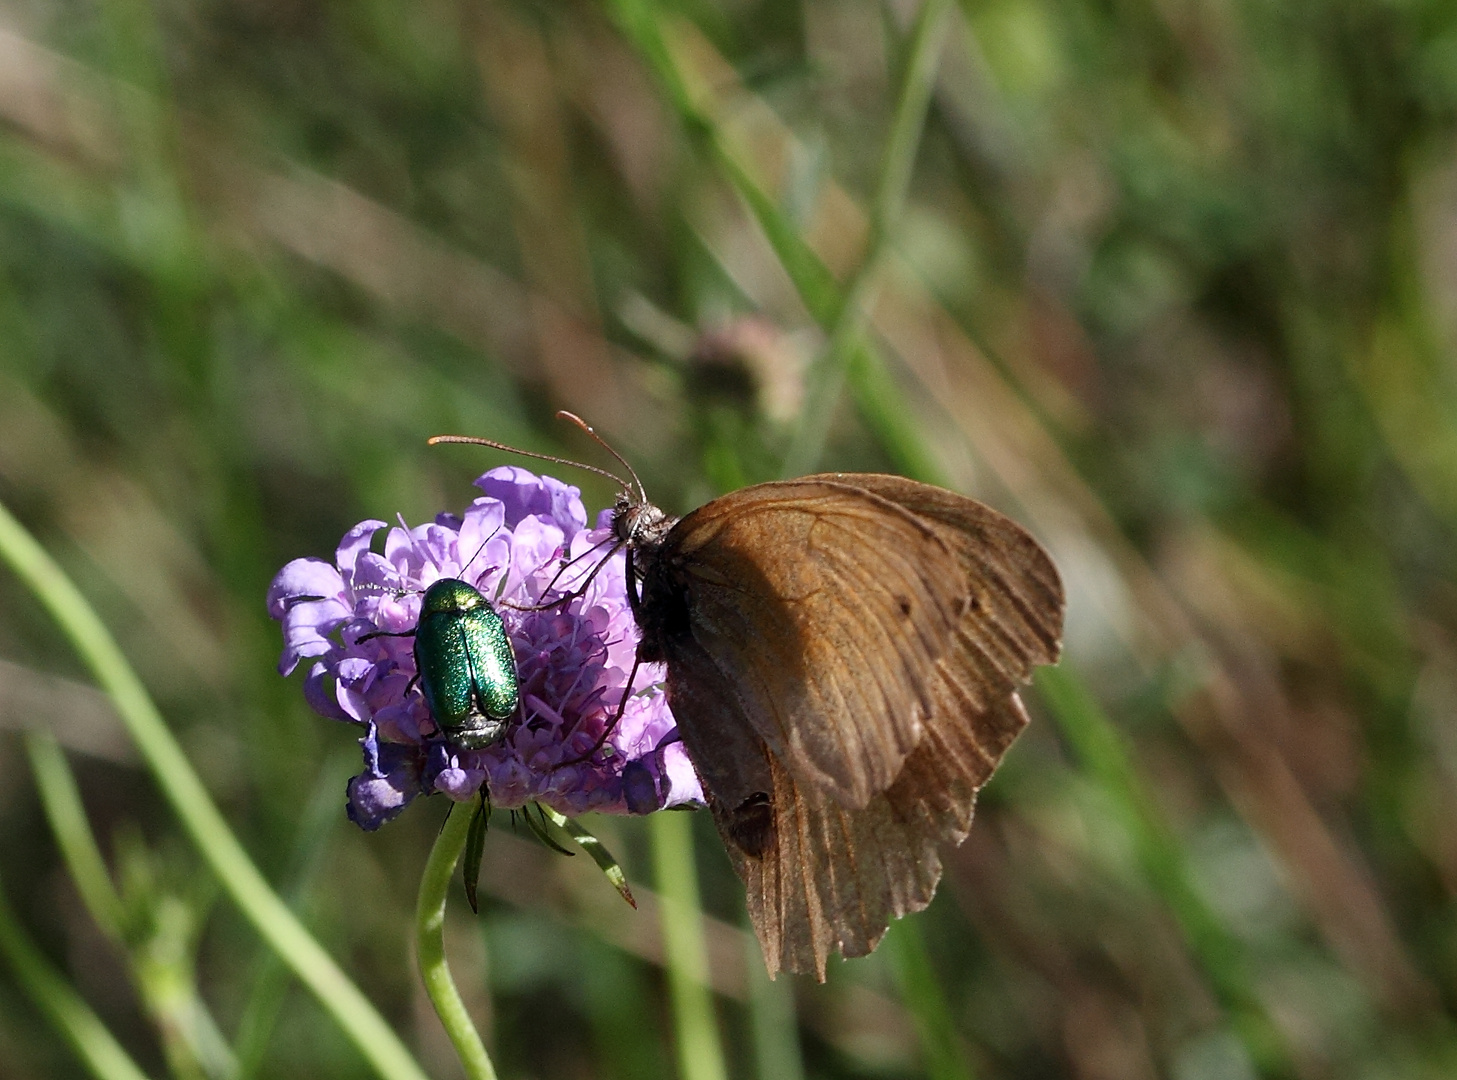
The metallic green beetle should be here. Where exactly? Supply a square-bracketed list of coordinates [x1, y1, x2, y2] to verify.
[413, 578, 519, 749]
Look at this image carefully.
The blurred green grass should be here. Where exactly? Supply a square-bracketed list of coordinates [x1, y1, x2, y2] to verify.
[2, 0, 1457, 1077]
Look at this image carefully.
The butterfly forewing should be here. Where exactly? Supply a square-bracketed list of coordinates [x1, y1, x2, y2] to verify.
[818, 473, 1063, 686]
[664, 480, 972, 808]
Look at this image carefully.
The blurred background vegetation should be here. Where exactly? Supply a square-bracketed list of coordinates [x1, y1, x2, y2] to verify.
[2, 0, 1457, 1077]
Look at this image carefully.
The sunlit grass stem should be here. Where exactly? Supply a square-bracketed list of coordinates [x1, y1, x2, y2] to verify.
[745, 928, 805, 1080]
[0, 498, 430, 1080]
[416, 804, 498, 1080]
[783, 0, 955, 477]
[650, 810, 729, 1080]
[24, 731, 129, 940]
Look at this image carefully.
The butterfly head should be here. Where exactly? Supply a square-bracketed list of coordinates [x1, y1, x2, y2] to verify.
[612, 492, 675, 553]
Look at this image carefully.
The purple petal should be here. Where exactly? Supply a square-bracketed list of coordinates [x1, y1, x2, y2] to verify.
[278, 598, 352, 675]
[336, 521, 388, 591]
[422, 742, 488, 800]
[621, 759, 663, 814]
[266, 558, 344, 620]
[346, 737, 423, 831]
[456, 500, 508, 586]
[346, 773, 416, 830]
[303, 661, 351, 722]
[502, 516, 566, 601]
[475, 466, 587, 535]
[383, 525, 421, 576]
[661, 742, 704, 807]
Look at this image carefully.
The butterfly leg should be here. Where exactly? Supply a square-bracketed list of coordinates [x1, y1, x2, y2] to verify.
[557, 653, 644, 766]
[624, 546, 643, 623]
[357, 628, 415, 643]
[501, 537, 624, 614]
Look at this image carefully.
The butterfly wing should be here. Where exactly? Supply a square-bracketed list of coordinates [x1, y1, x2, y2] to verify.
[645, 475, 1064, 978]
[730, 694, 1033, 978]
[661, 479, 971, 808]
[812, 473, 1064, 695]
[661, 614, 1034, 977]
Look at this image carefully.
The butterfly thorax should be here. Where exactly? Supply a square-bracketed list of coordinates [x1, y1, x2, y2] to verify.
[614, 498, 690, 666]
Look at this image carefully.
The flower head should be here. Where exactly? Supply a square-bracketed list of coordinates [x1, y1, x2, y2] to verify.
[267, 466, 702, 829]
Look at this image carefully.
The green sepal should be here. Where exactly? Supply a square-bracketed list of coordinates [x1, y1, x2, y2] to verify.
[462, 793, 490, 914]
[520, 804, 576, 856]
[538, 806, 637, 909]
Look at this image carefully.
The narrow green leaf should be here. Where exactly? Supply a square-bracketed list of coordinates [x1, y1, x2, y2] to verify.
[885, 920, 974, 1080]
[521, 803, 576, 857]
[463, 795, 490, 915]
[538, 807, 637, 909]
[24, 731, 128, 942]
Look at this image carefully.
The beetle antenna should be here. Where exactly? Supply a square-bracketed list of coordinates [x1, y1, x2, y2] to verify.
[554, 412, 647, 507]
[427, 433, 631, 498]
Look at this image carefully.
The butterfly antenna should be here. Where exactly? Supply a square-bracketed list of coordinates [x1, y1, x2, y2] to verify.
[555, 412, 647, 506]
[427, 433, 631, 496]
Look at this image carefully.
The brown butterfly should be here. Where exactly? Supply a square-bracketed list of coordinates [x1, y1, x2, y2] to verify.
[432, 422, 1065, 980]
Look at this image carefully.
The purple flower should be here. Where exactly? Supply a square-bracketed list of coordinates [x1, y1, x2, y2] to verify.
[267, 466, 703, 830]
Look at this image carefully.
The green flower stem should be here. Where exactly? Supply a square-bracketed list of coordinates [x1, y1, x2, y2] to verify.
[1036, 665, 1296, 1079]
[416, 805, 497, 1080]
[0, 866, 154, 1080]
[884, 920, 974, 1080]
[650, 810, 727, 1080]
[783, 0, 955, 477]
[0, 498, 429, 1080]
